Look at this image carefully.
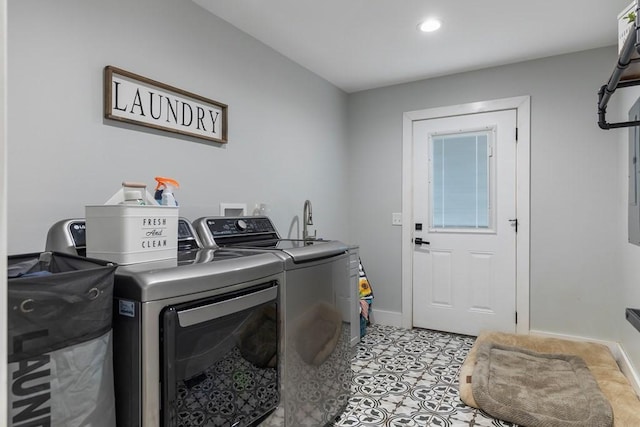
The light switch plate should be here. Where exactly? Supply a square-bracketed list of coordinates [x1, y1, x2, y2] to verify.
[392, 212, 402, 226]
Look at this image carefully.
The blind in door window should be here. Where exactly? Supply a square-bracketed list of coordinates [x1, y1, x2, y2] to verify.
[431, 132, 491, 229]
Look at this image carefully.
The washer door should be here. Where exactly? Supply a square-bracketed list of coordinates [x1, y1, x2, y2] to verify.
[160, 282, 279, 427]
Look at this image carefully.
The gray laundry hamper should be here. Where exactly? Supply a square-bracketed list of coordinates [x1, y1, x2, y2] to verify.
[7, 251, 117, 427]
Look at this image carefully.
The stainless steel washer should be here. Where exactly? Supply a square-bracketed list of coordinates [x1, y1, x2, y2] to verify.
[193, 216, 353, 427]
[46, 219, 285, 427]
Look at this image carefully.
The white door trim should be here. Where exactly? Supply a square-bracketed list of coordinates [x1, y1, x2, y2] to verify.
[401, 96, 530, 334]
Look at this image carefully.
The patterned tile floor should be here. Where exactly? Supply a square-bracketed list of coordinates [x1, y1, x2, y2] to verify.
[333, 324, 517, 427]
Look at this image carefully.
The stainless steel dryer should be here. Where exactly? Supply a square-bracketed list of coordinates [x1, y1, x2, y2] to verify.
[193, 216, 353, 427]
[46, 219, 285, 427]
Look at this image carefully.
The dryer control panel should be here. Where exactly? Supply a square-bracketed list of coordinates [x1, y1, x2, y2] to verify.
[194, 217, 280, 247]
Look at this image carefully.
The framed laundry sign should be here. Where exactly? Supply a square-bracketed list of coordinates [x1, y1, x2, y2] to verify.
[104, 66, 228, 144]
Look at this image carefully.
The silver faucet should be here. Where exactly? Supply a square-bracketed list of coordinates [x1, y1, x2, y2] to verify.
[303, 199, 316, 241]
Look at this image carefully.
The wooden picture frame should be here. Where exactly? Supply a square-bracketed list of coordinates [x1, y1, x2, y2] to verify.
[104, 66, 228, 144]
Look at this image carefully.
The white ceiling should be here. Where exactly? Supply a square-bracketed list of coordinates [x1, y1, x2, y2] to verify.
[193, 0, 630, 93]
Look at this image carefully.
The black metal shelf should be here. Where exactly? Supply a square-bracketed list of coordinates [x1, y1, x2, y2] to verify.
[598, 6, 640, 130]
[626, 308, 640, 333]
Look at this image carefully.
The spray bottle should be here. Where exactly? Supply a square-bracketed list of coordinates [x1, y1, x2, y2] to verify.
[154, 177, 180, 206]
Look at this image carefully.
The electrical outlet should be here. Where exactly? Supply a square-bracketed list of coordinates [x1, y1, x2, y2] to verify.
[392, 212, 402, 226]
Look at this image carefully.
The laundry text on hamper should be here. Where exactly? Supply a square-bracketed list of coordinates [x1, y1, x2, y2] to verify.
[11, 330, 51, 427]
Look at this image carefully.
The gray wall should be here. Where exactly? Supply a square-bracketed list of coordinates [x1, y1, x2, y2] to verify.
[7, 0, 349, 254]
[1, 0, 7, 419]
[8, 0, 634, 362]
[347, 47, 623, 341]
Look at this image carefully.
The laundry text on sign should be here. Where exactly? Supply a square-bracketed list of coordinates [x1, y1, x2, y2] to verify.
[105, 66, 228, 144]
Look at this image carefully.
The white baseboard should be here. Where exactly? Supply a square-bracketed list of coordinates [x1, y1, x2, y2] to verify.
[529, 329, 618, 351]
[611, 343, 640, 398]
[369, 309, 402, 328]
[530, 329, 640, 397]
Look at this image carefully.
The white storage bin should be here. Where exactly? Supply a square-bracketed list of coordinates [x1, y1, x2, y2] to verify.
[85, 204, 178, 265]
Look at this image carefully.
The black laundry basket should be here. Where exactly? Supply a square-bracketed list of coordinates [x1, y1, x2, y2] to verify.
[7, 251, 117, 427]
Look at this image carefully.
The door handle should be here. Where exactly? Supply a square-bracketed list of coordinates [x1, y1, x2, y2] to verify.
[413, 237, 430, 246]
[177, 286, 277, 327]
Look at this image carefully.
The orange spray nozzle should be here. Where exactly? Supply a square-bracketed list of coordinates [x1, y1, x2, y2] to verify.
[154, 176, 180, 190]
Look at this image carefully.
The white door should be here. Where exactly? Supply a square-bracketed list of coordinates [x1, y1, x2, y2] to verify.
[412, 109, 517, 336]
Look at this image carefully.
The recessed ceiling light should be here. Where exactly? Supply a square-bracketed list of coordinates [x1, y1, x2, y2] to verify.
[419, 18, 442, 33]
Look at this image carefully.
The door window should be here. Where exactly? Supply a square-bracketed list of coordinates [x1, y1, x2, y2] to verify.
[430, 130, 494, 231]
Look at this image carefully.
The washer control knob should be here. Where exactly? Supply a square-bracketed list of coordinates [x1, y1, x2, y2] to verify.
[235, 219, 247, 231]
